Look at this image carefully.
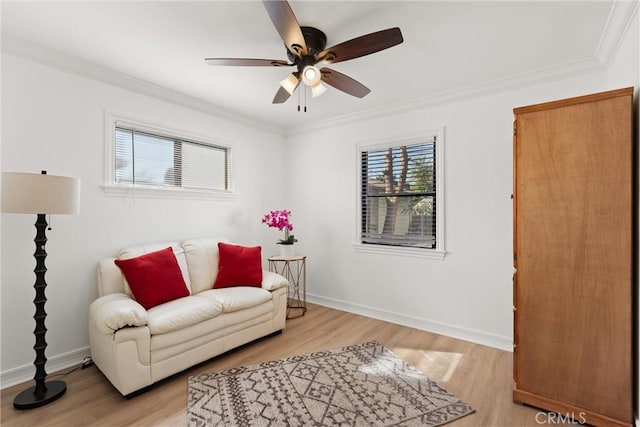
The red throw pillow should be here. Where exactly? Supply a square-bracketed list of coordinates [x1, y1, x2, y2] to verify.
[213, 242, 263, 289]
[114, 247, 189, 309]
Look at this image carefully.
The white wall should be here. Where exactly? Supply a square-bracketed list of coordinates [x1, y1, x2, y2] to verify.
[286, 10, 639, 351]
[282, 73, 595, 350]
[0, 53, 288, 383]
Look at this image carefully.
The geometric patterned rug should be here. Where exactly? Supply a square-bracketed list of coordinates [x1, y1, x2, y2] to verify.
[187, 341, 474, 426]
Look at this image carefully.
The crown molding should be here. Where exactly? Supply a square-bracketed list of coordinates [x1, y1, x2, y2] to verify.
[3, 0, 635, 139]
[1, 35, 285, 137]
[287, 56, 607, 137]
[595, 0, 639, 67]
[287, 0, 637, 137]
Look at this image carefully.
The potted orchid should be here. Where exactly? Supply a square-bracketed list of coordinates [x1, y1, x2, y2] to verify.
[262, 210, 298, 245]
[262, 210, 298, 257]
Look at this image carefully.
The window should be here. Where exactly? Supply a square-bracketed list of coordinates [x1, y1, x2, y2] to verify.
[105, 117, 232, 199]
[359, 132, 444, 257]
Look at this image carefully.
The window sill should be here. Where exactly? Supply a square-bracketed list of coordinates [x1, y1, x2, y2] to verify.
[352, 243, 446, 260]
[102, 184, 237, 201]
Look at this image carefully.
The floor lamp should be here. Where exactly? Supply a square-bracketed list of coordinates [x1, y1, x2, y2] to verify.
[2, 171, 81, 409]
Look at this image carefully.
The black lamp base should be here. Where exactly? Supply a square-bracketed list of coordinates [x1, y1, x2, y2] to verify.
[13, 380, 66, 410]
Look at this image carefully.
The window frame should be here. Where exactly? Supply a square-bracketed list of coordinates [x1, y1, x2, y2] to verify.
[103, 113, 235, 200]
[355, 130, 446, 260]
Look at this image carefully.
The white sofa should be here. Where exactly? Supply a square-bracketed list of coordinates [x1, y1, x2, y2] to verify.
[89, 238, 288, 396]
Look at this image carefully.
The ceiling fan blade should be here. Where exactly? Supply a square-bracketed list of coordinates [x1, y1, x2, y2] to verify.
[262, 0, 307, 57]
[272, 86, 292, 104]
[318, 27, 403, 64]
[320, 68, 371, 98]
[205, 58, 292, 67]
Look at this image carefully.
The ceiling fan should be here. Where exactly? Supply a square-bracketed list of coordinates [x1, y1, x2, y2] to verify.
[205, 0, 404, 105]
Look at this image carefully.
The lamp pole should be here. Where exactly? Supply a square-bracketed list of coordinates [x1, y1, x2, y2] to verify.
[12, 172, 67, 409]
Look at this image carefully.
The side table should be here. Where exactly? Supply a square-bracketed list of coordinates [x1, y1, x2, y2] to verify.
[268, 255, 307, 318]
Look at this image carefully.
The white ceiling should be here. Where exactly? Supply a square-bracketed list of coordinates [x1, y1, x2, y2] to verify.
[1, 1, 631, 132]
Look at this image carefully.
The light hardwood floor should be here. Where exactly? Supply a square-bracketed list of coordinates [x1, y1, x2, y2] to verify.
[1, 303, 542, 426]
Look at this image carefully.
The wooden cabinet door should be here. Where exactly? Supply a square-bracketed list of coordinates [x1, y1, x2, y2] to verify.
[513, 88, 633, 426]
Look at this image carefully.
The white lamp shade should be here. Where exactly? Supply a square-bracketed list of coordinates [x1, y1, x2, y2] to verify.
[302, 65, 322, 87]
[311, 82, 328, 98]
[279, 73, 300, 95]
[2, 172, 81, 214]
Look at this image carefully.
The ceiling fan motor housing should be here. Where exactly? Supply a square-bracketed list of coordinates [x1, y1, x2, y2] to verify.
[287, 26, 327, 64]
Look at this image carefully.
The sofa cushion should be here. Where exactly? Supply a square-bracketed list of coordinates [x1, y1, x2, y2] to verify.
[196, 287, 272, 313]
[114, 247, 190, 310]
[182, 238, 225, 295]
[146, 296, 223, 335]
[213, 242, 263, 289]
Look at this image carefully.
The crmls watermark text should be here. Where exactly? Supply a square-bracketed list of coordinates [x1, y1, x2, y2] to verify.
[535, 412, 587, 425]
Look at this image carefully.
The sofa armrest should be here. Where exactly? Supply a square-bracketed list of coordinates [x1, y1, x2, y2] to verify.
[262, 270, 289, 291]
[90, 293, 148, 334]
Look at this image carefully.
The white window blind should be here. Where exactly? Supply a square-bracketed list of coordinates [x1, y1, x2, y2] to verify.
[360, 138, 436, 249]
[114, 125, 229, 191]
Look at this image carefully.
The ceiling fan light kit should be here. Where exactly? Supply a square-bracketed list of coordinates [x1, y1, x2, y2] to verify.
[279, 73, 300, 95]
[302, 65, 321, 87]
[310, 82, 328, 98]
[205, 0, 404, 108]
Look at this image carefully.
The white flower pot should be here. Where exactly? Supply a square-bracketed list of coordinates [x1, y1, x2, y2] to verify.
[279, 244, 295, 258]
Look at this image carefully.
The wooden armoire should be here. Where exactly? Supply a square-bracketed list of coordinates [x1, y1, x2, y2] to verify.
[513, 87, 634, 427]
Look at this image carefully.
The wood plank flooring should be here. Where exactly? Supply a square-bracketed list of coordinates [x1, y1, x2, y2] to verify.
[1, 303, 541, 426]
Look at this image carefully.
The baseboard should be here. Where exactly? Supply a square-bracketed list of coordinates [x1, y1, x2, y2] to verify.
[307, 293, 513, 352]
[0, 346, 91, 390]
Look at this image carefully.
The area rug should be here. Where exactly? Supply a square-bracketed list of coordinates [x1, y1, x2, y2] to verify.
[187, 341, 474, 426]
